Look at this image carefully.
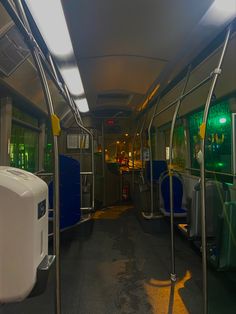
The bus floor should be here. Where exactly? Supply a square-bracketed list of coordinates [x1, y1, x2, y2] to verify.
[1, 205, 236, 314]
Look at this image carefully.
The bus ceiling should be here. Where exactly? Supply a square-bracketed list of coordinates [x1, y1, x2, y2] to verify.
[0, 0, 235, 119]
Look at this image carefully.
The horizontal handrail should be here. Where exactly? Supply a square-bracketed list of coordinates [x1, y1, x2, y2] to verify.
[153, 75, 212, 118]
[185, 167, 234, 177]
[12, 117, 41, 132]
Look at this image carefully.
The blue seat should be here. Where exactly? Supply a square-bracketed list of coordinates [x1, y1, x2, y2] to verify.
[49, 155, 81, 229]
[160, 171, 187, 217]
[146, 160, 168, 182]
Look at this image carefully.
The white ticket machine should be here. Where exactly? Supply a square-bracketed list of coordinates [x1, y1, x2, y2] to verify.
[0, 167, 54, 303]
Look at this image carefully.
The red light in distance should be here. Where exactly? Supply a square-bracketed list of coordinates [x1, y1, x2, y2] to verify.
[106, 119, 115, 126]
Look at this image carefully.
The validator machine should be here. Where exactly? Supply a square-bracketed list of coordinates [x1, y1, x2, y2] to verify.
[0, 167, 54, 303]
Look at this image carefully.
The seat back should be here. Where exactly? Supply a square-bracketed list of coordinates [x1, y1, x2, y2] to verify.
[160, 172, 184, 213]
[188, 181, 200, 237]
[49, 155, 81, 229]
[188, 180, 230, 238]
[146, 160, 168, 183]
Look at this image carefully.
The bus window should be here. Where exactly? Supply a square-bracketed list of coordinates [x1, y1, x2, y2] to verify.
[10, 123, 39, 173]
[188, 101, 232, 181]
[10, 106, 39, 173]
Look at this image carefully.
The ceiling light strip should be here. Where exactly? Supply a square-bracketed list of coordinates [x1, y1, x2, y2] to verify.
[25, 0, 88, 111]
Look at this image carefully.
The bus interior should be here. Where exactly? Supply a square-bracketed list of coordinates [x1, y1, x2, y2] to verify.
[0, 1, 236, 314]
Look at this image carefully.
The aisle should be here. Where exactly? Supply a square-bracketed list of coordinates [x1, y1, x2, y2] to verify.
[0, 205, 203, 314]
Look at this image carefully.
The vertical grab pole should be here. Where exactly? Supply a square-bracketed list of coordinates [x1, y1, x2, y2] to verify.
[48, 54, 95, 213]
[131, 121, 141, 194]
[48, 54, 61, 87]
[169, 66, 191, 282]
[200, 26, 231, 314]
[63, 86, 95, 212]
[148, 98, 160, 216]
[49, 50, 94, 213]
[140, 114, 148, 181]
[102, 120, 106, 207]
[91, 130, 95, 211]
[13, 1, 61, 313]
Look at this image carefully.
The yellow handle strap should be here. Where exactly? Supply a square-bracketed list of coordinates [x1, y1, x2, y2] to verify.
[199, 122, 206, 139]
[51, 114, 61, 136]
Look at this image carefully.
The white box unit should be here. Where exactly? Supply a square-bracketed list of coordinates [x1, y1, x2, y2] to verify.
[0, 167, 48, 303]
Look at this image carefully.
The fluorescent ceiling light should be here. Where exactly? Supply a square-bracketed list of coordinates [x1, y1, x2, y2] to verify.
[26, 0, 85, 98]
[60, 66, 84, 96]
[214, 0, 236, 15]
[75, 98, 89, 113]
[201, 0, 236, 26]
[25, 0, 74, 58]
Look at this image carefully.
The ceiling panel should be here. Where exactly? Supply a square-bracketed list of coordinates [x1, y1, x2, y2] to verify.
[61, 0, 217, 112]
[79, 56, 166, 94]
[62, 0, 213, 59]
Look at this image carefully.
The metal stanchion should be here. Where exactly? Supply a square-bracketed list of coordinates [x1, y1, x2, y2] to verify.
[142, 98, 161, 219]
[138, 113, 149, 189]
[63, 85, 95, 212]
[13, 1, 61, 313]
[47, 52, 95, 213]
[200, 26, 231, 314]
[168, 66, 191, 282]
[141, 72, 212, 220]
[101, 121, 106, 207]
[148, 100, 159, 216]
[140, 113, 148, 174]
[131, 121, 141, 194]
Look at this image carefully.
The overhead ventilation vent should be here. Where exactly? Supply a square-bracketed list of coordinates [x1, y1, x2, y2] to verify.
[0, 23, 30, 77]
[97, 93, 133, 106]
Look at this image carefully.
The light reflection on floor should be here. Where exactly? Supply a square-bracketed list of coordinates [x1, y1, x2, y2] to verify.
[144, 271, 192, 314]
[94, 205, 193, 313]
[93, 205, 133, 219]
